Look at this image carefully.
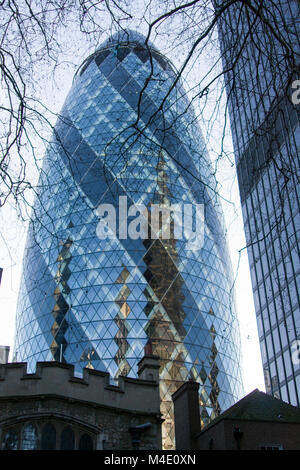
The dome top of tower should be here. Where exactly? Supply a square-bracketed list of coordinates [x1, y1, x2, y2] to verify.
[97, 29, 157, 51]
[75, 28, 177, 80]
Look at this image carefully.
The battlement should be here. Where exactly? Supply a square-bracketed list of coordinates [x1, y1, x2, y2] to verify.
[0, 357, 160, 415]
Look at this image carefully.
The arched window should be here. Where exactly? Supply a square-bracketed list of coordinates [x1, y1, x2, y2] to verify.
[21, 423, 38, 450]
[79, 433, 93, 450]
[60, 427, 75, 450]
[1, 430, 18, 450]
[41, 423, 56, 450]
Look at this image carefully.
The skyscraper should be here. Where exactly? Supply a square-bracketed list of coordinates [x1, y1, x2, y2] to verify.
[14, 30, 243, 448]
[216, 1, 300, 404]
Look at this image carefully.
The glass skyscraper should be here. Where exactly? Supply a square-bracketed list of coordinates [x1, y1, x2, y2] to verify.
[14, 30, 243, 448]
[216, 1, 300, 405]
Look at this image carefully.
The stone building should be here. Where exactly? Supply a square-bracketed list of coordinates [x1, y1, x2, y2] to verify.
[172, 382, 300, 450]
[0, 353, 162, 450]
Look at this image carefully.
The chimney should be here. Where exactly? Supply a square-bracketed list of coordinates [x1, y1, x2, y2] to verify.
[0, 346, 10, 364]
[137, 340, 160, 382]
[172, 380, 201, 450]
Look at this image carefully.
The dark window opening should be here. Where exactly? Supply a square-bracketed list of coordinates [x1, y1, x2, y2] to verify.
[60, 426, 75, 450]
[41, 423, 56, 450]
[79, 433, 93, 450]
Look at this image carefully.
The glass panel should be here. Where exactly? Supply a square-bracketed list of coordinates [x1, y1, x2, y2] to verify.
[21, 423, 38, 450]
[1, 430, 18, 450]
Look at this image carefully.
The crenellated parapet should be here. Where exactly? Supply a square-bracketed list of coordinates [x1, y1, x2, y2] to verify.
[0, 356, 160, 415]
[0, 355, 162, 450]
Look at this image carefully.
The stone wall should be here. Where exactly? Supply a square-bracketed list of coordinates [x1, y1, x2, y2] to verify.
[0, 357, 162, 450]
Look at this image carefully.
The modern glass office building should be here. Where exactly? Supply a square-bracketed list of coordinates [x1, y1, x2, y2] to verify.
[216, 1, 300, 405]
[14, 30, 243, 448]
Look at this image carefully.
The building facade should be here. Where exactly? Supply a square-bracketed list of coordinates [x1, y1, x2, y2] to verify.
[14, 30, 243, 448]
[0, 355, 162, 450]
[216, 1, 300, 404]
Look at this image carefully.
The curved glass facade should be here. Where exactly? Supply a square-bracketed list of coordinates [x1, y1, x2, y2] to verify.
[14, 31, 243, 449]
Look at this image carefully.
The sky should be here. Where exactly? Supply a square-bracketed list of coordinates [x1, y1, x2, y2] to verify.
[0, 2, 265, 395]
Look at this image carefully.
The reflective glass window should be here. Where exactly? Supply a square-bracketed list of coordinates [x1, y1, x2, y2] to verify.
[1, 430, 18, 450]
[21, 424, 38, 450]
